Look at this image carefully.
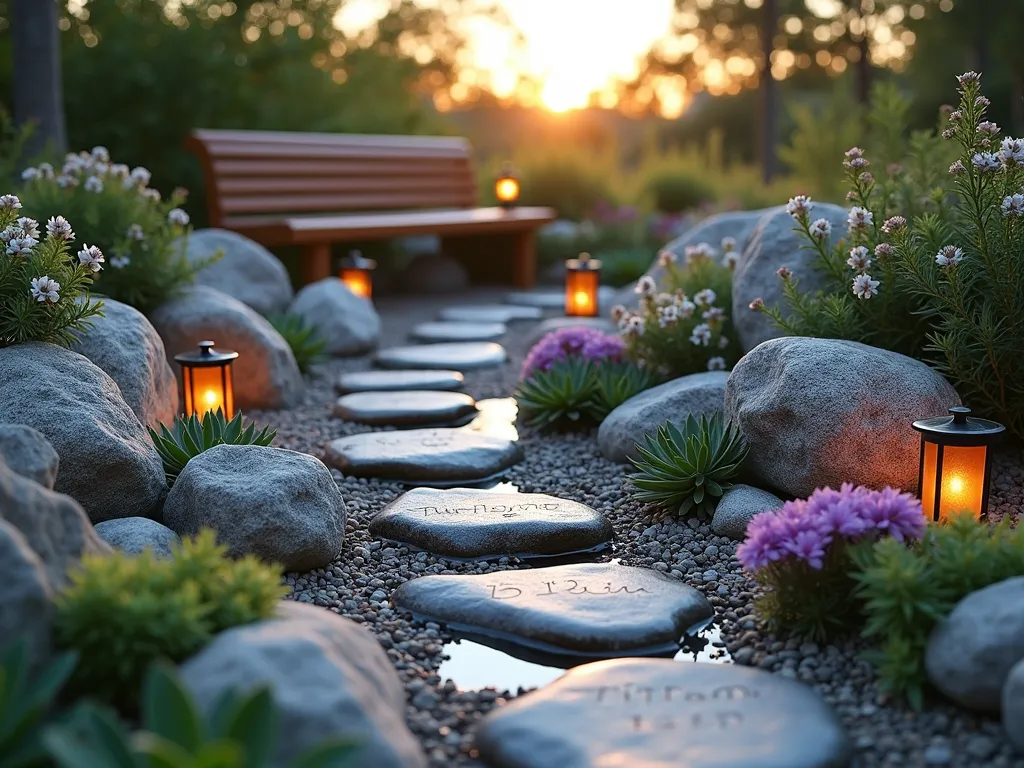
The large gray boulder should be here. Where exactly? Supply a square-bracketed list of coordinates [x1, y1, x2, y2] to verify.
[71, 297, 179, 429]
[726, 337, 960, 499]
[163, 444, 346, 572]
[0, 343, 167, 522]
[398, 252, 469, 294]
[150, 285, 303, 411]
[180, 601, 427, 768]
[289, 278, 380, 356]
[927, 577, 1024, 713]
[185, 229, 294, 316]
[0, 520, 53, 661]
[732, 203, 848, 353]
[94, 517, 179, 559]
[0, 424, 59, 489]
[598, 372, 729, 463]
[711, 484, 785, 541]
[1002, 658, 1024, 751]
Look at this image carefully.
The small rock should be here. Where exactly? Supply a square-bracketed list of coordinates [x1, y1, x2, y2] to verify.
[0, 425, 59, 489]
[94, 517, 180, 559]
[711, 484, 785, 540]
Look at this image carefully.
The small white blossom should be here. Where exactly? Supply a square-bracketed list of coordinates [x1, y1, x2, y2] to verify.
[624, 315, 645, 336]
[721, 236, 736, 252]
[852, 273, 880, 299]
[949, 160, 967, 175]
[703, 306, 725, 323]
[167, 208, 190, 226]
[0, 225, 19, 244]
[110, 255, 131, 269]
[935, 245, 964, 268]
[6, 236, 38, 257]
[957, 71, 981, 87]
[978, 121, 1000, 136]
[658, 305, 679, 328]
[707, 356, 727, 371]
[634, 275, 657, 296]
[785, 195, 814, 220]
[722, 251, 739, 269]
[46, 216, 74, 241]
[109, 163, 130, 179]
[875, 243, 893, 259]
[129, 166, 152, 186]
[20, 167, 40, 181]
[694, 288, 717, 307]
[16, 217, 39, 239]
[718, 335, 729, 349]
[83, 176, 103, 193]
[998, 138, 1024, 167]
[141, 188, 161, 203]
[881, 216, 907, 234]
[684, 242, 715, 262]
[809, 218, 832, 240]
[972, 152, 1000, 172]
[655, 292, 674, 307]
[77, 244, 105, 272]
[657, 250, 676, 268]
[30, 276, 60, 303]
[126, 223, 145, 240]
[689, 323, 712, 346]
[0, 194, 21, 210]
[37, 163, 54, 179]
[91, 146, 110, 163]
[676, 298, 696, 318]
[1002, 194, 1024, 217]
[94, 161, 111, 177]
[56, 174, 79, 188]
[610, 304, 628, 322]
[847, 206, 873, 233]
[847, 246, 871, 272]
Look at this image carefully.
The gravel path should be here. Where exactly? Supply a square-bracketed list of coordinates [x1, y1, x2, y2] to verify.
[251, 290, 1024, 768]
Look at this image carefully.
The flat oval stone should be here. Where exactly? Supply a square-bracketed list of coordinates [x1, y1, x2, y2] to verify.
[505, 287, 617, 310]
[325, 428, 523, 487]
[391, 563, 713, 659]
[439, 305, 543, 324]
[332, 391, 478, 428]
[374, 342, 506, 371]
[411, 322, 506, 343]
[370, 488, 613, 559]
[336, 369, 464, 394]
[475, 658, 852, 768]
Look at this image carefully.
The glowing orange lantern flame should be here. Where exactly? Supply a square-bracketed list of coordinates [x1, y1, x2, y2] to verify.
[495, 164, 520, 208]
[565, 252, 601, 317]
[340, 250, 376, 299]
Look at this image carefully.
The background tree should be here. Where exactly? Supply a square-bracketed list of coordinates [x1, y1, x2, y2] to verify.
[11, 0, 66, 159]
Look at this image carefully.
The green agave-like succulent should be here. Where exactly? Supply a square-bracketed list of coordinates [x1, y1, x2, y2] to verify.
[268, 312, 328, 374]
[148, 410, 277, 485]
[588, 361, 657, 422]
[514, 357, 599, 431]
[628, 412, 748, 518]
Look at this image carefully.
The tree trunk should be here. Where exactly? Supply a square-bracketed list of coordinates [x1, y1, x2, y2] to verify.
[760, 0, 779, 183]
[855, 31, 871, 104]
[1012, 73, 1024, 136]
[12, 0, 67, 160]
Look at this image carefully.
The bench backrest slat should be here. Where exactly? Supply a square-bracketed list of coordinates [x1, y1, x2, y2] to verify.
[187, 129, 479, 226]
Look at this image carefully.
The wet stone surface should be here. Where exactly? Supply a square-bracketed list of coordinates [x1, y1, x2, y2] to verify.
[392, 562, 713, 660]
[410, 322, 507, 343]
[374, 342, 507, 372]
[369, 487, 613, 559]
[332, 391, 478, 428]
[475, 658, 853, 768]
[438, 305, 543, 324]
[336, 369, 464, 394]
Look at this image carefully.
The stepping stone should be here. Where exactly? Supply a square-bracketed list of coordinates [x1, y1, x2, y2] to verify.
[332, 391, 478, 428]
[374, 342, 506, 371]
[505, 286, 618, 310]
[475, 658, 852, 768]
[336, 369, 464, 394]
[526, 316, 617, 347]
[391, 562, 713, 660]
[410, 321, 506, 343]
[439, 305, 542, 324]
[370, 488, 613, 559]
[325, 428, 523, 487]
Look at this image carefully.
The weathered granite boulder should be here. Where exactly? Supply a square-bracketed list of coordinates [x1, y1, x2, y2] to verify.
[732, 203, 848, 353]
[150, 285, 303, 411]
[0, 425, 59, 489]
[289, 278, 380, 356]
[398, 252, 469, 294]
[0, 520, 52, 660]
[598, 372, 729, 463]
[94, 517, 180, 559]
[0, 343, 167, 522]
[163, 444, 346, 572]
[711, 484, 786, 541]
[1002, 658, 1024, 751]
[725, 337, 959, 498]
[180, 601, 427, 768]
[71, 297, 178, 428]
[927, 577, 1024, 713]
[185, 228, 294, 316]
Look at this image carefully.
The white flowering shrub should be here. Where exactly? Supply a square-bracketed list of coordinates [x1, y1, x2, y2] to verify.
[613, 240, 739, 379]
[755, 73, 1024, 438]
[0, 195, 104, 347]
[17, 147, 215, 313]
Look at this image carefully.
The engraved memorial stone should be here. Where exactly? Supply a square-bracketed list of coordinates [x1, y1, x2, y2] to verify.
[476, 658, 852, 768]
[410, 321, 507, 343]
[438, 305, 543, 324]
[336, 369, 464, 394]
[324, 428, 523, 486]
[332, 391, 478, 428]
[374, 342, 507, 371]
[391, 563, 713, 660]
[370, 488, 613, 559]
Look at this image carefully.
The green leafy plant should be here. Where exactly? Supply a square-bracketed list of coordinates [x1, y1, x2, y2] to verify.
[589, 361, 657, 422]
[851, 513, 1024, 709]
[44, 662, 358, 768]
[17, 148, 217, 314]
[644, 169, 714, 213]
[515, 357, 599, 431]
[149, 409, 277, 486]
[268, 312, 327, 374]
[0, 640, 78, 768]
[628, 413, 747, 518]
[0, 196, 104, 347]
[54, 530, 288, 711]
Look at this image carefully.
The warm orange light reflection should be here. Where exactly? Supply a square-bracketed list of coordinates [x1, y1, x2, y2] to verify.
[565, 268, 599, 317]
[919, 441, 988, 522]
[341, 268, 372, 299]
[495, 175, 519, 206]
[183, 364, 234, 420]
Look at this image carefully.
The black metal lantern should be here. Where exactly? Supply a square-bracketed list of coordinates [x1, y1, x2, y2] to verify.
[174, 340, 238, 419]
[912, 406, 1004, 522]
[565, 252, 601, 317]
[339, 250, 376, 299]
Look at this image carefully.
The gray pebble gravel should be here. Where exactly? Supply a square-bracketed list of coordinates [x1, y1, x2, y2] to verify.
[249, 289, 1024, 768]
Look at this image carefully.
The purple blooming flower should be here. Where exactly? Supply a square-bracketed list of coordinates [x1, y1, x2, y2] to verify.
[520, 327, 624, 380]
[784, 529, 830, 570]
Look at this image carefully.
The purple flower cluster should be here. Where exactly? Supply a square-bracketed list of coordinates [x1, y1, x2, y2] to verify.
[737, 483, 925, 572]
[520, 327, 624, 380]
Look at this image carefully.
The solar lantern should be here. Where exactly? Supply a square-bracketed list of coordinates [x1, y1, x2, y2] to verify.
[340, 250, 376, 299]
[564, 252, 601, 317]
[174, 340, 238, 419]
[495, 163, 520, 208]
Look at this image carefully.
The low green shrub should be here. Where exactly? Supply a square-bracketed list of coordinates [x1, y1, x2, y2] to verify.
[149, 410, 277, 486]
[851, 514, 1024, 709]
[268, 312, 328, 374]
[54, 530, 287, 710]
[628, 413, 747, 518]
[644, 170, 715, 214]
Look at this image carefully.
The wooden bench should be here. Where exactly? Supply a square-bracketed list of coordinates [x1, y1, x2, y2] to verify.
[185, 129, 555, 287]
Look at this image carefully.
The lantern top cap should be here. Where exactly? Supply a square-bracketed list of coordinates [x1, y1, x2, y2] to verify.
[343, 250, 376, 270]
[566, 252, 602, 271]
[498, 162, 517, 178]
[174, 340, 239, 365]
[913, 406, 1005, 440]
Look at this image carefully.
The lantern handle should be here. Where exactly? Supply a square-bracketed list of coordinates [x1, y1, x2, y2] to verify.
[198, 340, 216, 356]
[949, 406, 971, 424]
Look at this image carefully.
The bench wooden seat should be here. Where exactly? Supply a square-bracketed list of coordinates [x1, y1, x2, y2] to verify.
[185, 129, 555, 287]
